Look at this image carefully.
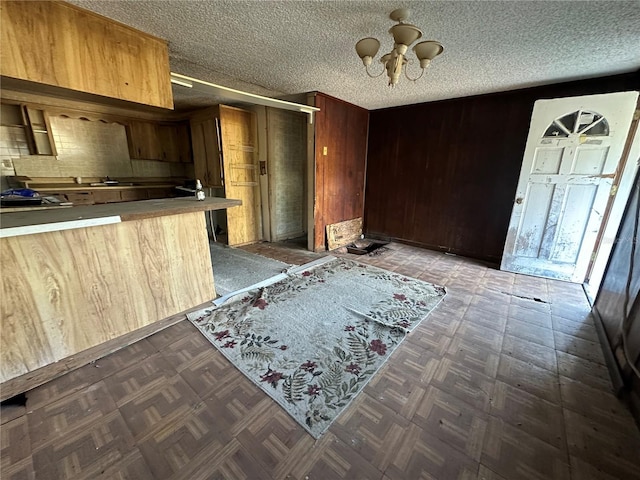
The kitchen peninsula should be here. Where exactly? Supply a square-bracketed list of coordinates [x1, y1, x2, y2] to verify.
[0, 197, 240, 399]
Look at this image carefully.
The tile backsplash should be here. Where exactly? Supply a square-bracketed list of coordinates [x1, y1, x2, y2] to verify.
[0, 115, 192, 190]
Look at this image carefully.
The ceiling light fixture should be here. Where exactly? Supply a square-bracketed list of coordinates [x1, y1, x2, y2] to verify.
[355, 8, 443, 87]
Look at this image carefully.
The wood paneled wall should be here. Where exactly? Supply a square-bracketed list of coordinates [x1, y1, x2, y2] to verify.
[364, 72, 640, 262]
[593, 172, 640, 418]
[313, 93, 369, 251]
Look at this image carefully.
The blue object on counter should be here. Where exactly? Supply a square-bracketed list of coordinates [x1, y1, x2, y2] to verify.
[1, 188, 40, 197]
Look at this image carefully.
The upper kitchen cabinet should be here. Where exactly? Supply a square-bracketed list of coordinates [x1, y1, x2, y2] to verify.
[127, 121, 191, 162]
[190, 108, 224, 187]
[0, 1, 173, 109]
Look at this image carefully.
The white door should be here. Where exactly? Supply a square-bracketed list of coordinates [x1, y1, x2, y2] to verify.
[501, 91, 638, 282]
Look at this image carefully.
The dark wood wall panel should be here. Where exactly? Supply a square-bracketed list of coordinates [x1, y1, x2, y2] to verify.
[314, 93, 368, 250]
[364, 71, 640, 262]
[593, 172, 640, 414]
[595, 172, 640, 349]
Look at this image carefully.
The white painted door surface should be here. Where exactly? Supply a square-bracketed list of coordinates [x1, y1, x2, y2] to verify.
[501, 91, 638, 282]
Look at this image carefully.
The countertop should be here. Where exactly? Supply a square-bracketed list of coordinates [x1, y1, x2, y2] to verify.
[31, 183, 178, 191]
[0, 197, 241, 238]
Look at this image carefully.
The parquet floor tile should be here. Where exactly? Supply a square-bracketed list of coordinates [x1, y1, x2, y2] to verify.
[481, 416, 570, 480]
[385, 341, 441, 385]
[556, 351, 612, 391]
[468, 290, 511, 316]
[364, 364, 428, 419]
[3, 241, 639, 480]
[31, 410, 134, 480]
[332, 393, 411, 472]
[505, 316, 556, 349]
[384, 423, 479, 480]
[455, 321, 504, 352]
[280, 432, 384, 480]
[103, 353, 179, 407]
[136, 403, 233, 479]
[28, 381, 117, 451]
[496, 355, 561, 405]
[563, 409, 640, 480]
[1, 414, 30, 472]
[430, 358, 496, 412]
[445, 337, 500, 378]
[461, 305, 508, 334]
[552, 315, 599, 343]
[234, 405, 313, 477]
[490, 381, 566, 450]
[559, 376, 638, 434]
[508, 303, 553, 330]
[118, 375, 201, 441]
[411, 385, 488, 461]
[554, 330, 607, 365]
[501, 334, 558, 373]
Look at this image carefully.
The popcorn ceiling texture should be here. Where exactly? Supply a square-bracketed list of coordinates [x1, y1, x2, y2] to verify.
[70, 0, 640, 110]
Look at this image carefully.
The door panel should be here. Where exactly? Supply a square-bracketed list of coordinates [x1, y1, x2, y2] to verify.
[219, 105, 261, 246]
[501, 91, 638, 282]
[515, 183, 555, 258]
[532, 148, 563, 173]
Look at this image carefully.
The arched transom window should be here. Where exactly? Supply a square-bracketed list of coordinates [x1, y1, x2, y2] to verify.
[543, 110, 609, 138]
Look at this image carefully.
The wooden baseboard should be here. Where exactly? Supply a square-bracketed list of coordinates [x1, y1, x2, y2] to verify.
[0, 301, 212, 402]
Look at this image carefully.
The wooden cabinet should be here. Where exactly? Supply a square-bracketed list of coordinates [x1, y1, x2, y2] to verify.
[127, 121, 162, 160]
[127, 121, 192, 162]
[190, 111, 223, 187]
[0, 1, 173, 109]
[0, 104, 57, 156]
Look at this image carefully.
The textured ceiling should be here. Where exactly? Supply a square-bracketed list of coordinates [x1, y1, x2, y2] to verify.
[69, 0, 640, 111]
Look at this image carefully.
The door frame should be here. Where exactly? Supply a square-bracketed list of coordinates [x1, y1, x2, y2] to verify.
[587, 100, 640, 299]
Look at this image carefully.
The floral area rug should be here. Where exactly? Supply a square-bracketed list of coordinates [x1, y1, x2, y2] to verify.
[187, 256, 446, 438]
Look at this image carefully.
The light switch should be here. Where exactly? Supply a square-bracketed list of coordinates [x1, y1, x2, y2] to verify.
[323, 146, 328, 156]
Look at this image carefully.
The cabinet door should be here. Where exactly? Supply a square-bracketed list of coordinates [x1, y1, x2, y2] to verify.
[190, 118, 222, 187]
[0, 1, 173, 109]
[157, 125, 179, 162]
[176, 123, 192, 163]
[127, 121, 162, 160]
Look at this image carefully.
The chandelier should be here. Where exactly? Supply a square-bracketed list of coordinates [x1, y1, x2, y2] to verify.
[355, 8, 443, 87]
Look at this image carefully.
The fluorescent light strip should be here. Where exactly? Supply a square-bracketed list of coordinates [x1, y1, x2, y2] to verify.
[170, 72, 319, 121]
[170, 77, 193, 88]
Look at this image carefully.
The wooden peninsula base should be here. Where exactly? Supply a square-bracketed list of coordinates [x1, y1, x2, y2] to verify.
[0, 197, 240, 400]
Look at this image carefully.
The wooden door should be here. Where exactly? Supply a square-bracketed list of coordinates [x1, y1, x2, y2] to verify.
[219, 105, 261, 246]
[501, 92, 638, 282]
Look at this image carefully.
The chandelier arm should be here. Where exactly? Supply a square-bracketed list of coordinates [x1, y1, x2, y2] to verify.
[404, 64, 425, 82]
[365, 62, 387, 78]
